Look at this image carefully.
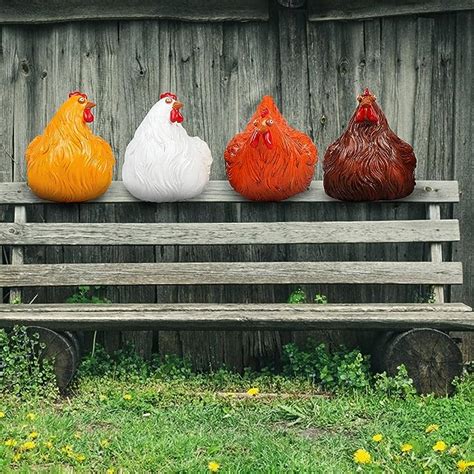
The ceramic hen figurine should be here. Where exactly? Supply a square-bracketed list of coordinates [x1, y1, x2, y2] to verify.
[26, 91, 115, 202]
[224, 96, 317, 201]
[122, 92, 212, 202]
[323, 89, 416, 201]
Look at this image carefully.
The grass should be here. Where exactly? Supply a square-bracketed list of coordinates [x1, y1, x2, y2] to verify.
[0, 368, 473, 473]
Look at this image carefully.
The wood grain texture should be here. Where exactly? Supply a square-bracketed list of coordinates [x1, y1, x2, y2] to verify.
[8, 205, 26, 303]
[428, 204, 445, 303]
[0, 0, 269, 24]
[219, 19, 284, 370]
[3, 303, 470, 313]
[0, 304, 472, 331]
[382, 328, 463, 395]
[0, 262, 463, 287]
[0, 25, 14, 305]
[110, 20, 163, 359]
[308, 0, 474, 21]
[451, 11, 474, 361]
[0, 220, 460, 246]
[1, 13, 473, 365]
[25, 24, 83, 308]
[278, 6, 325, 354]
[167, 20, 234, 370]
[0, 180, 460, 204]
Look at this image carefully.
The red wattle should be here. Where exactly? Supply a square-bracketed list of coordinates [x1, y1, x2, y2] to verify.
[366, 106, 378, 123]
[170, 109, 184, 123]
[263, 131, 273, 149]
[250, 132, 260, 148]
[355, 105, 378, 124]
[84, 109, 94, 123]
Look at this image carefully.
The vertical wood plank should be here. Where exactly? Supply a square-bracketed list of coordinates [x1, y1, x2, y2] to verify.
[9, 205, 26, 303]
[42, 25, 82, 308]
[430, 14, 457, 305]
[165, 21, 243, 370]
[452, 11, 473, 361]
[306, 20, 366, 350]
[113, 21, 167, 358]
[0, 26, 15, 303]
[428, 204, 444, 303]
[3, 25, 56, 305]
[236, 17, 285, 369]
[277, 7, 310, 350]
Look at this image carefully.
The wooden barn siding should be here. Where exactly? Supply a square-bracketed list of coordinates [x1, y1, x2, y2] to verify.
[0, 8, 473, 366]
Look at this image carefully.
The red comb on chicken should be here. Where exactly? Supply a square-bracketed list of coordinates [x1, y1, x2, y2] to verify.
[323, 89, 416, 201]
[224, 96, 317, 201]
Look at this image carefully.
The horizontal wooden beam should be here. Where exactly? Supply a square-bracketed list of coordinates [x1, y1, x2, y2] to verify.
[3, 302, 469, 313]
[0, 261, 463, 287]
[0, 0, 269, 24]
[0, 220, 460, 246]
[0, 303, 472, 331]
[0, 180, 460, 204]
[308, 0, 474, 21]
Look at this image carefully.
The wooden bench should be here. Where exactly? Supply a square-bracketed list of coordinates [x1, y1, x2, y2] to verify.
[0, 180, 472, 394]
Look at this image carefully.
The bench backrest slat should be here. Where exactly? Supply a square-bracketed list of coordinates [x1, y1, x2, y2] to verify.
[0, 220, 460, 246]
[0, 180, 460, 204]
[0, 262, 463, 287]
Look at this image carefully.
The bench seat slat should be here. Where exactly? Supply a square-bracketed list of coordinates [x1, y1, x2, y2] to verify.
[0, 303, 471, 331]
[0, 262, 463, 286]
[0, 220, 460, 245]
[1, 303, 470, 313]
[0, 180, 460, 204]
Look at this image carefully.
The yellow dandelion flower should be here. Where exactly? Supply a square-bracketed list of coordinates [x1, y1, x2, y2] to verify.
[0, 411, 5, 418]
[123, 394, 132, 401]
[353, 449, 372, 464]
[5, 438, 17, 447]
[401, 443, 413, 453]
[61, 445, 74, 455]
[457, 460, 474, 472]
[433, 440, 447, 452]
[426, 424, 440, 433]
[43, 441, 53, 449]
[20, 441, 36, 451]
[75, 453, 86, 462]
[100, 439, 110, 448]
[26, 413, 36, 421]
[99, 394, 108, 402]
[106, 469, 116, 474]
[208, 461, 220, 472]
[246, 387, 260, 396]
[12, 453, 21, 463]
[28, 431, 38, 439]
[372, 433, 383, 442]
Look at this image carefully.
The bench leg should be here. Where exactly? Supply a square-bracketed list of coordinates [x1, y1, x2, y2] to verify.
[376, 328, 463, 396]
[26, 327, 80, 391]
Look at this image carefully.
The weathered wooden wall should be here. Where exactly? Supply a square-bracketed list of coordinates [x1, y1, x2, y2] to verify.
[1, 4, 472, 367]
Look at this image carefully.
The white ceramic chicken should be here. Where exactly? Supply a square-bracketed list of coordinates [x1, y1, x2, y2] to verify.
[122, 92, 213, 202]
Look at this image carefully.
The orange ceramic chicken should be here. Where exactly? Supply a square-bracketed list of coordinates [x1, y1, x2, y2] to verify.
[224, 96, 317, 201]
[26, 91, 115, 202]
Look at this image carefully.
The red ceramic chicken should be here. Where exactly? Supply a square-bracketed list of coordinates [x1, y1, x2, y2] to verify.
[26, 91, 115, 203]
[323, 89, 416, 201]
[224, 96, 317, 201]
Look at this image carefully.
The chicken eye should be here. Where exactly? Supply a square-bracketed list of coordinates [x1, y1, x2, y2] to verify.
[253, 120, 258, 127]
[266, 119, 274, 126]
[165, 97, 173, 104]
[78, 97, 86, 104]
